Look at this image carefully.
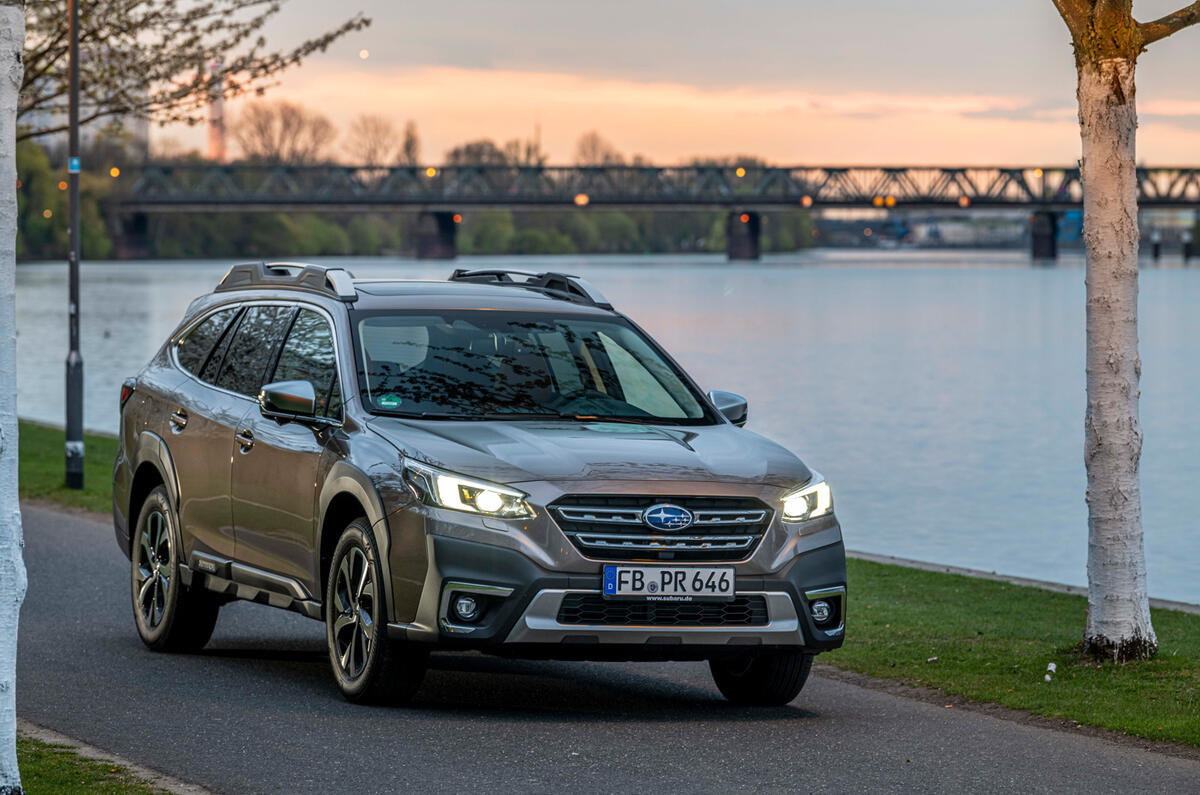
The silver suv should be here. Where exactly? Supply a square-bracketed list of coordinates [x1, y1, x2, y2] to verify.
[113, 263, 846, 706]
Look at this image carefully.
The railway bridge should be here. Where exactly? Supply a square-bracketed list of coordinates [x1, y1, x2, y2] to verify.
[118, 163, 1200, 259]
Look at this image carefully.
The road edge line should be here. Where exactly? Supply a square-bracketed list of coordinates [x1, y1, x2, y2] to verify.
[17, 719, 214, 795]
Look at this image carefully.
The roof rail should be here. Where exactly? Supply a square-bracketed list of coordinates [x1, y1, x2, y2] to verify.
[215, 262, 357, 303]
[448, 269, 612, 309]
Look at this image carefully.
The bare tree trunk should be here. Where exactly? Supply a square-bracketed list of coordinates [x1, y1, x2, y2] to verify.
[0, 2, 24, 791]
[1078, 57, 1156, 661]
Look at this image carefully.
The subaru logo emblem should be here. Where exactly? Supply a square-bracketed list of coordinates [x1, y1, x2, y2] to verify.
[642, 503, 694, 531]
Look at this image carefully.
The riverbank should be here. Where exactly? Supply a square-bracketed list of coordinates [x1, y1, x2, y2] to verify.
[832, 559, 1199, 747]
[15, 420, 1200, 748]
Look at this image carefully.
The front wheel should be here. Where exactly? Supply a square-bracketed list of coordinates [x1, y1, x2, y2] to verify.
[131, 486, 221, 652]
[325, 518, 427, 705]
[709, 650, 814, 706]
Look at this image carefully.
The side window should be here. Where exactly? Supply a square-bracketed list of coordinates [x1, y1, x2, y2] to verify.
[214, 305, 295, 397]
[199, 312, 240, 384]
[271, 309, 341, 417]
[176, 308, 239, 376]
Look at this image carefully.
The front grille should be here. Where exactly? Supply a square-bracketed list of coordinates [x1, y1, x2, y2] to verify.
[556, 593, 769, 627]
[550, 495, 772, 562]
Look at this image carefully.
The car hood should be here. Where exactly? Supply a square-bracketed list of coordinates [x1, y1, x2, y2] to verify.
[365, 418, 812, 488]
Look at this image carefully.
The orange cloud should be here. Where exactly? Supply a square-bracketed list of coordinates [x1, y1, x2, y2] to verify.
[161, 66, 1200, 165]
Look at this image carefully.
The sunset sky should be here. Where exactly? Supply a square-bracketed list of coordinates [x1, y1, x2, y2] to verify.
[161, 0, 1200, 165]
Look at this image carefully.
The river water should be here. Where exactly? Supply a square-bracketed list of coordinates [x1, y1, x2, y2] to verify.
[14, 250, 1200, 604]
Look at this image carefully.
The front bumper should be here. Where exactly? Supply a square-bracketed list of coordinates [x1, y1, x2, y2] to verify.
[387, 530, 847, 660]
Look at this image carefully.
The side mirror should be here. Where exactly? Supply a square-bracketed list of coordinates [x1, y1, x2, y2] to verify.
[259, 380, 317, 421]
[708, 390, 748, 427]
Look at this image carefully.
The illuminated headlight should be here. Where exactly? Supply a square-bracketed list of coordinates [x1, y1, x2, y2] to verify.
[781, 474, 833, 523]
[403, 460, 534, 519]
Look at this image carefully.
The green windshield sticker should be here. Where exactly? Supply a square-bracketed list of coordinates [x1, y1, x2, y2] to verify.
[377, 394, 403, 409]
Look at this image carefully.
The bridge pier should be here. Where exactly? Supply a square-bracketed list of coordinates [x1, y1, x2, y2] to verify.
[1030, 211, 1058, 260]
[727, 211, 761, 260]
[113, 212, 151, 259]
[416, 211, 458, 259]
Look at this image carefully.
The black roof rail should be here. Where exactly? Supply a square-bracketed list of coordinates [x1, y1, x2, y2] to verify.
[448, 269, 613, 309]
[215, 261, 357, 303]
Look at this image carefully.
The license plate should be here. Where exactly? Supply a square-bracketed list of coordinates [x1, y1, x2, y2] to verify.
[602, 566, 735, 602]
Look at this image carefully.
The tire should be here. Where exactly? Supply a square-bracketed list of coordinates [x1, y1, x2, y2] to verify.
[325, 518, 427, 705]
[709, 650, 814, 706]
[131, 485, 221, 652]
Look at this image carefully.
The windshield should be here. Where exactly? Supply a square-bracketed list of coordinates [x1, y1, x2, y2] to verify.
[351, 310, 714, 424]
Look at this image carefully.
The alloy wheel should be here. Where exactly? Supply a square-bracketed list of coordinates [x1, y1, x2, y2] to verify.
[332, 546, 375, 679]
[135, 510, 172, 628]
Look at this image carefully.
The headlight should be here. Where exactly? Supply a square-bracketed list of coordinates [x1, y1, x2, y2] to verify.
[403, 459, 534, 519]
[781, 474, 833, 523]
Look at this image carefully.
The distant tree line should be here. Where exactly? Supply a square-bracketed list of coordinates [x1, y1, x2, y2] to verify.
[17, 104, 815, 260]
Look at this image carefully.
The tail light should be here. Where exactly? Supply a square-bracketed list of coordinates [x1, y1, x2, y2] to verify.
[120, 377, 136, 410]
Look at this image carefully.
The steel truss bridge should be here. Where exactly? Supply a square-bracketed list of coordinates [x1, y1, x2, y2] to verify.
[119, 163, 1200, 212]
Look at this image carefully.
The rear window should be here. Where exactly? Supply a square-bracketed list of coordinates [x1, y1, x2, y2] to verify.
[176, 307, 239, 376]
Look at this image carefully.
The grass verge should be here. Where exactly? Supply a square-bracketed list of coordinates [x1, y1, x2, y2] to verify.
[16, 420, 1199, 747]
[831, 558, 1200, 747]
[18, 421, 118, 515]
[17, 736, 167, 794]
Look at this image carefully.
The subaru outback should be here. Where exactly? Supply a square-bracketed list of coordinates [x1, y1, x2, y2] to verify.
[113, 263, 846, 706]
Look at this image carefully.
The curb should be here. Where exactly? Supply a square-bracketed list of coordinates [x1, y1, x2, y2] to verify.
[18, 720, 213, 795]
[846, 549, 1200, 616]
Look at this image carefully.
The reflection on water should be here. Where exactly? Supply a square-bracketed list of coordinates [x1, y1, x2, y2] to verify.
[15, 250, 1200, 603]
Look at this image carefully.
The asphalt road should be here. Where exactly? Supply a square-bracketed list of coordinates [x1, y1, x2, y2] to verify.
[16, 503, 1200, 794]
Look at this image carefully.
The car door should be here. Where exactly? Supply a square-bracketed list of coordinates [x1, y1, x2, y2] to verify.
[231, 306, 343, 597]
[182, 302, 296, 560]
[163, 304, 249, 564]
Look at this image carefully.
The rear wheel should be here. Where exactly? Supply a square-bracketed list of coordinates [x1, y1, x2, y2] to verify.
[325, 518, 427, 705]
[131, 486, 220, 652]
[709, 650, 814, 706]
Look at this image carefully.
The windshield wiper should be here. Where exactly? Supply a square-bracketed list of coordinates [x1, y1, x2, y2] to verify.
[371, 409, 472, 420]
[479, 412, 662, 425]
[373, 409, 665, 424]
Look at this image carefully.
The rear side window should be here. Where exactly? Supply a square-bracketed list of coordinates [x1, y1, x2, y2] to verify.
[271, 309, 341, 418]
[176, 308, 239, 376]
[214, 305, 295, 397]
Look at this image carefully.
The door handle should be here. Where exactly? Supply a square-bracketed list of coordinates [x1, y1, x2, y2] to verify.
[235, 429, 255, 452]
[169, 409, 188, 432]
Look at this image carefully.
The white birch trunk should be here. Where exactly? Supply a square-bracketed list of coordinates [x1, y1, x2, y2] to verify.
[1078, 57, 1157, 660]
[0, 1, 24, 791]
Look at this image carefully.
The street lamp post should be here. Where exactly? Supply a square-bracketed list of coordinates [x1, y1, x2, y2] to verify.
[65, 0, 84, 489]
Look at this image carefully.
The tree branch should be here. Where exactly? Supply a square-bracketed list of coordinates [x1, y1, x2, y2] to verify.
[1139, 1, 1200, 45]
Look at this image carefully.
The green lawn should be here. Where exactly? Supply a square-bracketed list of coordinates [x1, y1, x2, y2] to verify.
[17, 737, 166, 795]
[18, 421, 118, 515]
[831, 558, 1200, 746]
[16, 419, 1200, 747]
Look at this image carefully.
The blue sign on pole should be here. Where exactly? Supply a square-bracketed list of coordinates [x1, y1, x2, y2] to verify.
[68, 157, 81, 174]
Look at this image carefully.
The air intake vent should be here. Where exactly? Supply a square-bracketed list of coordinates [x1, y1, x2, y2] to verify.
[556, 593, 769, 626]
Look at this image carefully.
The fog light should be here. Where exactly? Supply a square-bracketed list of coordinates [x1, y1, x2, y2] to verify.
[452, 594, 481, 623]
[810, 600, 832, 624]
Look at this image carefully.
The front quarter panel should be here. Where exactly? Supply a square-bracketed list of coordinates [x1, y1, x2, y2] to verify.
[318, 429, 410, 621]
